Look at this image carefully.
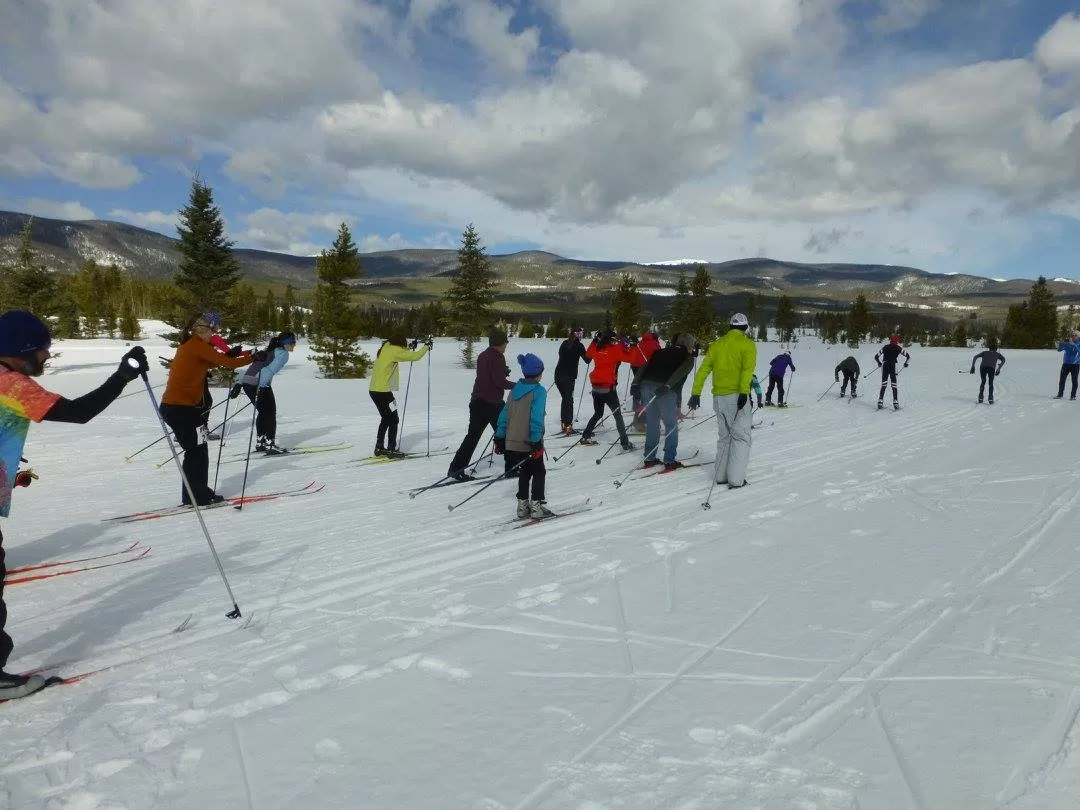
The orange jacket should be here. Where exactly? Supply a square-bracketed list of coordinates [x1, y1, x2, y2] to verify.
[585, 341, 637, 388]
[162, 338, 252, 407]
[630, 332, 661, 368]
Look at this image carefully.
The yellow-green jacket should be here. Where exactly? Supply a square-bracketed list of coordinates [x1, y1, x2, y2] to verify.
[369, 343, 429, 393]
[691, 329, 757, 397]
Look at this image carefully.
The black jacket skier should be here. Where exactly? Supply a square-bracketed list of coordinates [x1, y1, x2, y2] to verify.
[970, 343, 1005, 403]
[834, 356, 860, 397]
[874, 337, 910, 409]
[554, 329, 590, 434]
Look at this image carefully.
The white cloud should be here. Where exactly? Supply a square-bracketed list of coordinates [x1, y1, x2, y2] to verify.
[109, 208, 177, 230]
[360, 232, 414, 252]
[1036, 13, 1080, 76]
[15, 198, 96, 221]
[236, 208, 355, 254]
[53, 152, 141, 189]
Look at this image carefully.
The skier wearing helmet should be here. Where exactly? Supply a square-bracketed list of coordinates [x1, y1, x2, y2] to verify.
[687, 313, 757, 488]
[1054, 330, 1080, 400]
[874, 335, 910, 410]
[764, 351, 796, 407]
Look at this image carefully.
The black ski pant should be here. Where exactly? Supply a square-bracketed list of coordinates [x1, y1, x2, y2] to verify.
[160, 403, 213, 505]
[243, 385, 278, 441]
[0, 531, 11, 670]
[840, 370, 857, 396]
[201, 376, 213, 428]
[1059, 364, 1079, 398]
[766, 373, 786, 404]
[369, 391, 399, 451]
[507, 451, 545, 501]
[979, 367, 996, 401]
[878, 365, 899, 403]
[449, 399, 509, 475]
[583, 389, 630, 445]
[555, 374, 576, 426]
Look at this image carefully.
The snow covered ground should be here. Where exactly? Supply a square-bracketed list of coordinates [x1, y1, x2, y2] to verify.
[3, 326, 1080, 809]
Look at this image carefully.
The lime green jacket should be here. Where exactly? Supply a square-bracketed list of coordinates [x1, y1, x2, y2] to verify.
[691, 330, 757, 397]
[369, 343, 428, 393]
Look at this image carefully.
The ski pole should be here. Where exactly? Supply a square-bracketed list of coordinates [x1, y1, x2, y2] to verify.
[574, 375, 587, 421]
[119, 380, 163, 400]
[597, 392, 658, 467]
[817, 381, 837, 401]
[447, 455, 530, 512]
[137, 370, 243, 619]
[426, 349, 432, 457]
[553, 394, 631, 463]
[399, 359, 415, 452]
[152, 400, 252, 468]
[468, 438, 493, 474]
[125, 398, 231, 461]
[235, 389, 260, 512]
[212, 373, 236, 492]
[786, 369, 794, 403]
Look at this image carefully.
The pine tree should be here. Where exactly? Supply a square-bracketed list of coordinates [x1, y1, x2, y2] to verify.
[611, 274, 643, 336]
[1003, 277, 1057, 348]
[847, 294, 872, 348]
[53, 279, 81, 339]
[952, 320, 968, 347]
[668, 270, 691, 336]
[774, 295, 798, 343]
[7, 219, 58, 316]
[281, 285, 295, 331]
[175, 175, 242, 313]
[444, 224, 497, 368]
[119, 296, 140, 340]
[260, 289, 276, 334]
[686, 265, 716, 343]
[309, 223, 371, 378]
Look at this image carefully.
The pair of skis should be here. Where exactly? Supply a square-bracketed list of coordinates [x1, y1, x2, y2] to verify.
[5, 542, 150, 586]
[102, 481, 324, 524]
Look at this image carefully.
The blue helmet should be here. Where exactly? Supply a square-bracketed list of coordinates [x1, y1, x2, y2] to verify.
[0, 310, 52, 356]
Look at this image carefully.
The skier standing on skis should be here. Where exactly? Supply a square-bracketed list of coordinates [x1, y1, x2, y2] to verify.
[970, 341, 1005, 404]
[553, 327, 589, 436]
[235, 331, 296, 454]
[580, 331, 637, 451]
[875, 335, 910, 410]
[764, 351, 795, 407]
[0, 310, 149, 700]
[161, 314, 253, 505]
[494, 353, 552, 519]
[447, 329, 514, 481]
[751, 374, 764, 409]
[634, 333, 696, 470]
[1054, 331, 1080, 400]
[630, 330, 661, 431]
[369, 331, 430, 458]
[835, 356, 860, 398]
[687, 313, 757, 489]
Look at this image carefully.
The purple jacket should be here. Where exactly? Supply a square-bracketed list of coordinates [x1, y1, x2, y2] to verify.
[471, 347, 514, 404]
[769, 354, 795, 378]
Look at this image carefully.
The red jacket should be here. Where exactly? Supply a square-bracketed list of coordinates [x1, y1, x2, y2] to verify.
[631, 332, 660, 368]
[586, 341, 637, 388]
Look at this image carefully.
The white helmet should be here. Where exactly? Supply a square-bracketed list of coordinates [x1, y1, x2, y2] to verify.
[730, 313, 749, 328]
[1072, 330, 1080, 339]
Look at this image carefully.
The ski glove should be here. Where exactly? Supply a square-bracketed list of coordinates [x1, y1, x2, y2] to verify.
[493, 438, 505, 455]
[630, 383, 641, 398]
[117, 346, 149, 381]
[408, 340, 419, 350]
[229, 384, 242, 399]
[969, 368, 975, 374]
[226, 345, 244, 358]
[655, 384, 670, 396]
[904, 361, 909, 368]
[737, 394, 748, 410]
[424, 338, 434, 350]
[687, 394, 701, 411]
[14, 469, 37, 487]
[529, 441, 544, 460]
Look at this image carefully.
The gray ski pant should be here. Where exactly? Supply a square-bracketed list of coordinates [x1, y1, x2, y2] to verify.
[712, 394, 752, 486]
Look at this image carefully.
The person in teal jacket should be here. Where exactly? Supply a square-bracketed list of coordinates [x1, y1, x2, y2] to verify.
[494, 353, 552, 519]
[1055, 330, 1080, 400]
[751, 374, 763, 409]
[234, 331, 296, 454]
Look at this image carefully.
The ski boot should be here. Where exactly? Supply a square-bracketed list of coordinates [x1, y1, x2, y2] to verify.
[642, 458, 661, 469]
[893, 401, 900, 410]
[663, 460, 684, 472]
[877, 401, 884, 410]
[579, 436, 598, 446]
[529, 500, 555, 519]
[263, 440, 288, 456]
[0, 671, 48, 701]
[621, 440, 636, 452]
[516, 498, 531, 519]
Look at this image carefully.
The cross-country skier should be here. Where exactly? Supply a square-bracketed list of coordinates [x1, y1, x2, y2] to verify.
[970, 341, 1005, 404]
[494, 353, 552, 519]
[447, 329, 514, 481]
[580, 331, 637, 451]
[875, 335, 910, 410]
[634, 333, 696, 470]
[553, 327, 589, 436]
[764, 351, 795, 407]
[161, 314, 253, 505]
[835, 356, 860, 398]
[0, 310, 149, 700]
[687, 313, 757, 489]
[234, 331, 296, 453]
[369, 331, 430, 458]
[1054, 331, 1080, 400]
[751, 374, 764, 408]
[630, 330, 661, 430]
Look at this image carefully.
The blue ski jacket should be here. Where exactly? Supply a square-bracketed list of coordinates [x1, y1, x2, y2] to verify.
[496, 380, 546, 451]
[1058, 341, 1080, 365]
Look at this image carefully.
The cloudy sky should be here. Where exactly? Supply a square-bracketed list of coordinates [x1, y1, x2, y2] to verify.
[1, 0, 1078, 279]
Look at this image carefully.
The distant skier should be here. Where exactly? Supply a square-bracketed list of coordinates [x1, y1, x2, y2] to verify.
[969, 341, 1005, 404]
[687, 313, 757, 489]
[580, 331, 637, 450]
[835, 356, 860, 398]
[751, 374, 764, 409]
[1054, 331, 1080, 400]
[447, 329, 513, 481]
[875, 335, 910, 410]
[369, 331, 430, 458]
[634, 333, 696, 470]
[764, 351, 795, 407]
[494, 353, 552, 519]
[554, 327, 589, 436]
[235, 331, 296, 454]
[0, 310, 149, 700]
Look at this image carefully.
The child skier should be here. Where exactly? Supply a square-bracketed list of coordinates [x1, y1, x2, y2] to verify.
[970, 341, 1005, 404]
[1054, 331, 1080, 400]
[875, 335, 910, 410]
[764, 351, 795, 407]
[235, 331, 296, 453]
[751, 374, 764, 409]
[369, 332, 430, 457]
[494, 353, 552, 519]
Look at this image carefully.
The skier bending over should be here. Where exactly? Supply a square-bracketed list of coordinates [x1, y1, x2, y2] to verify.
[764, 351, 795, 407]
[234, 331, 296, 454]
[875, 335, 910, 410]
[369, 332, 430, 458]
[1054, 330, 1080, 400]
[835, 356, 860, 398]
[0, 310, 150, 700]
[494, 353, 552, 519]
[970, 341, 1005, 404]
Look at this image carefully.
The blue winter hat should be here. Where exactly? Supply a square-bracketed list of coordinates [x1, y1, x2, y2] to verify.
[517, 352, 544, 377]
[0, 310, 52, 356]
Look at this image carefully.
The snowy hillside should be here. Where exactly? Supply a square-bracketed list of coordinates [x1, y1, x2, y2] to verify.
[4, 327, 1080, 809]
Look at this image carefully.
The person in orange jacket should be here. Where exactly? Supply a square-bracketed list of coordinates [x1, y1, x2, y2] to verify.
[580, 330, 637, 450]
[160, 313, 253, 506]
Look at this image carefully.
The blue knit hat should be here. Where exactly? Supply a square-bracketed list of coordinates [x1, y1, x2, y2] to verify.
[517, 352, 544, 377]
[0, 310, 52, 356]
